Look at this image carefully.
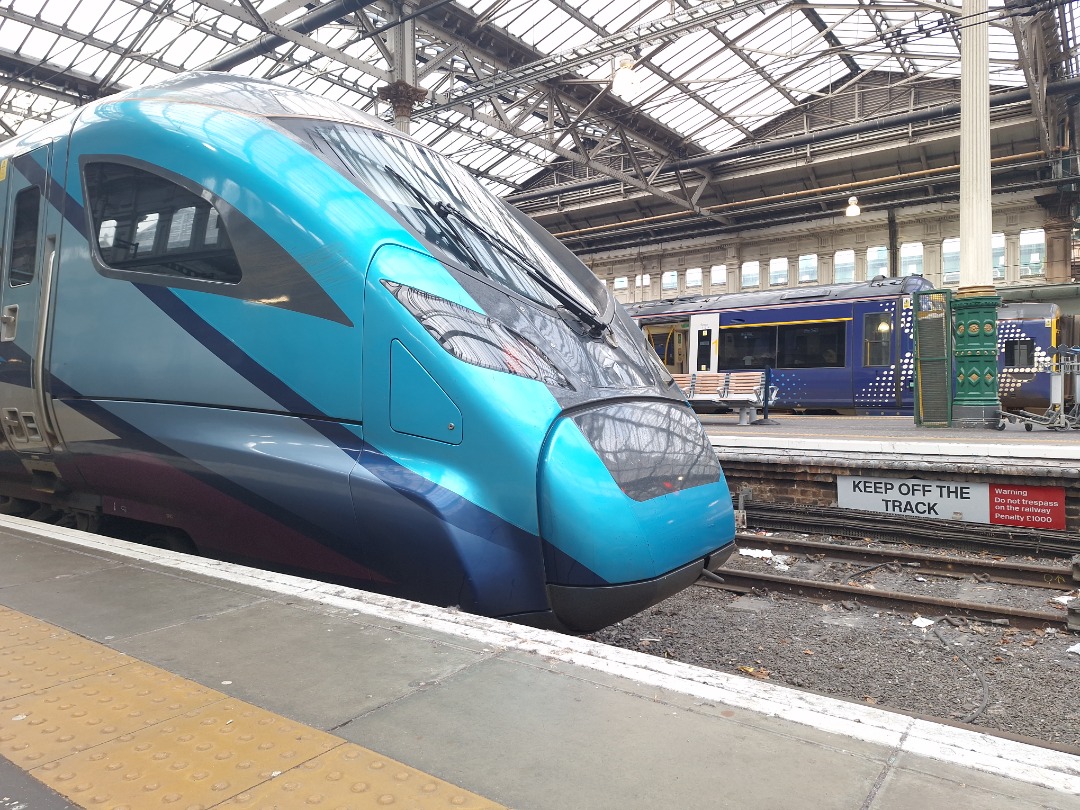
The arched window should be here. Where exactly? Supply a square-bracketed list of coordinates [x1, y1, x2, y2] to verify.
[1019, 229, 1045, 276]
[834, 249, 855, 283]
[741, 260, 760, 288]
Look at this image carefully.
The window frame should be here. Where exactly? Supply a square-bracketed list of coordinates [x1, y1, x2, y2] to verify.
[8, 185, 41, 288]
[79, 155, 244, 289]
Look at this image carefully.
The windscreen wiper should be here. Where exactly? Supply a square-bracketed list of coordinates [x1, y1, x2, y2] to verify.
[433, 201, 610, 338]
[383, 164, 609, 338]
[382, 165, 488, 276]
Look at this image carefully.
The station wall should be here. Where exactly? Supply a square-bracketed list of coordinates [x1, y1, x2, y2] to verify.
[585, 191, 1074, 305]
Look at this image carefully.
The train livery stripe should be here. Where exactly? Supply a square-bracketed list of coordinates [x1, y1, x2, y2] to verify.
[10, 151, 88, 240]
[135, 282, 331, 422]
[127, 284, 553, 552]
[718, 317, 853, 329]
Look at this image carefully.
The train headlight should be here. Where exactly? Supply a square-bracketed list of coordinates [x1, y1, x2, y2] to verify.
[384, 280, 571, 388]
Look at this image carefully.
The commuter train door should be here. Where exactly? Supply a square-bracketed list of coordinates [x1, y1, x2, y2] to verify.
[0, 146, 57, 453]
[852, 298, 906, 412]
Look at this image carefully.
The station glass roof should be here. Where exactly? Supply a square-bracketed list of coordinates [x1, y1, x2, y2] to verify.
[0, 0, 1077, 200]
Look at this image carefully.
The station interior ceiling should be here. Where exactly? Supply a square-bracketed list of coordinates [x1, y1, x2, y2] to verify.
[1, 0, 1079, 259]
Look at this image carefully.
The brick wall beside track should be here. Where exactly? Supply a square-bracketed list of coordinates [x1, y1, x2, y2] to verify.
[719, 458, 1080, 547]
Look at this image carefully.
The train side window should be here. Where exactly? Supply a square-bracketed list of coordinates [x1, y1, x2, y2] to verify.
[1002, 339, 1035, 367]
[696, 328, 713, 371]
[83, 162, 242, 284]
[863, 312, 893, 367]
[9, 186, 41, 287]
[776, 322, 845, 368]
[717, 325, 775, 369]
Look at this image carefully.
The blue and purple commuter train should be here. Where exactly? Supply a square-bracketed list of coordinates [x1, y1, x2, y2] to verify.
[627, 276, 1063, 415]
[0, 73, 735, 632]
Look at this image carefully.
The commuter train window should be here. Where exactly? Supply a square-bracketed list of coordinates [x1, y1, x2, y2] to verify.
[863, 312, 893, 367]
[9, 186, 41, 287]
[1002, 338, 1035, 368]
[717, 325, 775, 369]
[696, 328, 713, 371]
[83, 162, 241, 284]
[776, 322, 845, 368]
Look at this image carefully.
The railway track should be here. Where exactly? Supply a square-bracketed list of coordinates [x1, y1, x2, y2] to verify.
[742, 503, 1080, 556]
[700, 533, 1078, 629]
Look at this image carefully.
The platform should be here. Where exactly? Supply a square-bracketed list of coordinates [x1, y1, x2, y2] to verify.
[0, 516, 1077, 809]
[703, 413, 1080, 468]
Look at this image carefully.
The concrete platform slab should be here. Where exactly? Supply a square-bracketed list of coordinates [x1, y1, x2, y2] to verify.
[115, 599, 489, 730]
[0, 516, 1076, 810]
[0, 563, 262, 642]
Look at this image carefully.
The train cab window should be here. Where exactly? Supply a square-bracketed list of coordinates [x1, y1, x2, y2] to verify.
[1003, 338, 1035, 368]
[83, 162, 242, 284]
[863, 312, 893, 367]
[9, 186, 41, 287]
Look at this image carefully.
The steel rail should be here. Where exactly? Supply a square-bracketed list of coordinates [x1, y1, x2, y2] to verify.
[699, 568, 1068, 629]
[733, 534, 1077, 590]
[742, 504, 1080, 556]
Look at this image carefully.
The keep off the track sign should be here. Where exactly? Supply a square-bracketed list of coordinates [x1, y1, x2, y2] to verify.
[836, 476, 1066, 531]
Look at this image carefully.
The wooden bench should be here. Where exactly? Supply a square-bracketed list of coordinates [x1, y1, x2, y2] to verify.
[672, 371, 777, 424]
[671, 373, 694, 398]
[672, 372, 723, 401]
[715, 370, 779, 425]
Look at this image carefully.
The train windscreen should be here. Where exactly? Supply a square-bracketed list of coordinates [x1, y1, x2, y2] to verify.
[277, 118, 606, 322]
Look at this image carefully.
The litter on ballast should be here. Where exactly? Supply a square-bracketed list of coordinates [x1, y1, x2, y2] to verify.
[739, 548, 773, 559]
[1067, 643, 1080, 657]
[912, 617, 936, 628]
[772, 555, 793, 571]
[1052, 591, 1079, 605]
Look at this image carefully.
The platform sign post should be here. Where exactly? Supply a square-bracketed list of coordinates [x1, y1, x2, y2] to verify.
[912, 290, 953, 426]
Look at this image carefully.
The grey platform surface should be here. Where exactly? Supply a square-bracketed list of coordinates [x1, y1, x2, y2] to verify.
[0, 517, 1077, 810]
[702, 413, 1080, 472]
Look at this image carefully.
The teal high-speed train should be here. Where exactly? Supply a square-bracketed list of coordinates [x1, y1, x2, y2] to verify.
[0, 73, 735, 632]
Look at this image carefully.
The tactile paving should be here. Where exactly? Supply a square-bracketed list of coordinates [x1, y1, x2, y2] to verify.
[0, 635, 132, 701]
[220, 743, 504, 809]
[0, 606, 77, 650]
[0, 607, 507, 810]
[32, 697, 344, 807]
[0, 662, 225, 767]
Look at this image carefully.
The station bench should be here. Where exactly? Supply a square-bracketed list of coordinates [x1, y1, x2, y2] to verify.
[673, 370, 778, 425]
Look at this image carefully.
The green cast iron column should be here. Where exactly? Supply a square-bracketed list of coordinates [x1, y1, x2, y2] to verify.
[952, 291, 1002, 426]
[951, 0, 999, 428]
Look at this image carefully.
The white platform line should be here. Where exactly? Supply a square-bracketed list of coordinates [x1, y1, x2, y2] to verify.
[2, 515, 1077, 795]
[709, 434, 1080, 461]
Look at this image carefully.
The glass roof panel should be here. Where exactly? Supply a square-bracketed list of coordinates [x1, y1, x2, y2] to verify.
[0, 0, 1057, 191]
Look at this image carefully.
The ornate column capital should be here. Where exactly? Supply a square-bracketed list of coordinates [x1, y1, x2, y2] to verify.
[377, 80, 428, 123]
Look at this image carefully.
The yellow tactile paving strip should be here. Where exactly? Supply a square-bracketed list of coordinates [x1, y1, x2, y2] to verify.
[0, 607, 505, 809]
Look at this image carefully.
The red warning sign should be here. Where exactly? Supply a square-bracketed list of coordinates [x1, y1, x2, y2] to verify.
[989, 485, 1066, 530]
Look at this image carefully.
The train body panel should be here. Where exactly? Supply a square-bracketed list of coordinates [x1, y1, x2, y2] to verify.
[0, 72, 735, 632]
[632, 278, 1063, 415]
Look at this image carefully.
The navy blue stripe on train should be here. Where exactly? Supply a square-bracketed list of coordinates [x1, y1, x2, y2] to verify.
[627, 276, 1060, 415]
[0, 73, 735, 633]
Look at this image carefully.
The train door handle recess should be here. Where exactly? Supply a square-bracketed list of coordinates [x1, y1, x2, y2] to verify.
[2, 409, 26, 442]
[0, 305, 17, 342]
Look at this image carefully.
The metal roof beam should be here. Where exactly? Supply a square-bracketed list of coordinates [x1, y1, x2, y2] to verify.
[0, 49, 125, 101]
[510, 77, 1080, 204]
[423, 0, 785, 114]
[199, 0, 380, 72]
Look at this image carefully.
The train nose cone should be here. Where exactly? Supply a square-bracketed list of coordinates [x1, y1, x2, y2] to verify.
[537, 399, 735, 632]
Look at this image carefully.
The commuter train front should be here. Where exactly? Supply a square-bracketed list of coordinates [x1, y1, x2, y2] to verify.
[0, 74, 735, 633]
